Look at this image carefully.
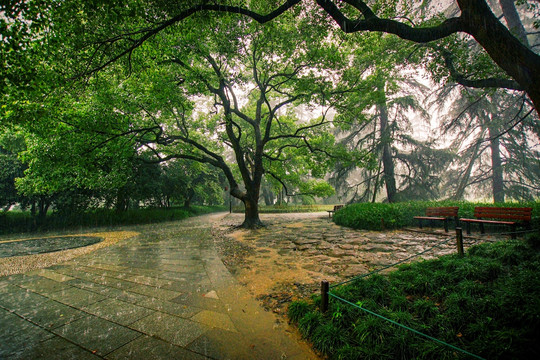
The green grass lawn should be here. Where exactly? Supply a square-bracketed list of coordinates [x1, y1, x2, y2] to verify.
[289, 233, 540, 359]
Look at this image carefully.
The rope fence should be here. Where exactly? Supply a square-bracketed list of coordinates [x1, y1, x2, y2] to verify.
[318, 226, 538, 360]
[328, 292, 486, 360]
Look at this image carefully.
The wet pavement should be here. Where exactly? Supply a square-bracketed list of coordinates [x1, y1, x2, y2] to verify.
[214, 212, 500, 315]
[0, 213, 317, 359]
[0, 236, 103, 258]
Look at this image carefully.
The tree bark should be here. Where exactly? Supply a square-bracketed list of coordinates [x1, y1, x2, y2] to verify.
[242, 193, 263, 228]
[262, 185, 274, 205]
[457, 0, 540, 112]
[453, 136, 483, 200]
[115, 189, 128, 212]
[488, 126, 505, 203]
[378, 99, 397, 203]
[498, 0, 529, 46]
[183, 188, 194, 209]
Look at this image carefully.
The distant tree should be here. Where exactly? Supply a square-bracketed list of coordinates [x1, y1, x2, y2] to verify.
[436, 89, 539, 202]
[160, 160, 224, 209]
[0, 129, 26, 211]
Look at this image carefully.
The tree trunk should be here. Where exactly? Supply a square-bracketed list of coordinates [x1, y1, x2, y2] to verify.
[453, 135, 483, 200]
[183, 188, 194, 208]
[37, 196, 50, 224]
[115, 189, 128, 212]
[242, 195, 263, 228]
[378, 101, 397, 203]
[372, 164, 382, 203]
[498, 0, 529, 46]
[262, 186, 274, 206]
[488, 126, 505, 203]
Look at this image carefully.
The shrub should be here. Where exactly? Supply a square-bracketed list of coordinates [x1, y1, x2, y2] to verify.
[0, 205, 226, 235]
[334, 200, 540, 231]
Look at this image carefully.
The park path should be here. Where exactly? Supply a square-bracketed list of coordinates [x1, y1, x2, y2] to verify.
[0, 213, 318, 359]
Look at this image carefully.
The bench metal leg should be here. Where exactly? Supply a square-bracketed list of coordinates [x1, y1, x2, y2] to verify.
[418, 219, 423, 229]
[479, 222, 485, 234]
[466, 222, 471, 235]
[511, 224, 517, 239]
[444, 219, 448, 232]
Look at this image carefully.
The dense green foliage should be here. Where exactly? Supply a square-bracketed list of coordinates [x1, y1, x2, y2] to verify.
[0, 205, 225, 235]
[289, 235, 540, 359]
[334, 201, 540, 231]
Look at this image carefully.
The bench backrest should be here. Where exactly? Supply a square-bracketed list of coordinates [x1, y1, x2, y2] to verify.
[474, 207, 532, 221]
[425, 207, 459, 217]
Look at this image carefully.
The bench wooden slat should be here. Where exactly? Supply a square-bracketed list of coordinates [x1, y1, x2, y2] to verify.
[460, 218, 515, 225]
[414, 207, 459, 232]
[414, 216, 445, 221]
[425, 207, 459, 217]
[474, 207, 532, 221]
[461, 206, 532, 239]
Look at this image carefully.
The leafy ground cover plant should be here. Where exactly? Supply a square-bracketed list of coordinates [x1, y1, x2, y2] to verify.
[289, 234, 540, 359]
[334, 201, 540, 231]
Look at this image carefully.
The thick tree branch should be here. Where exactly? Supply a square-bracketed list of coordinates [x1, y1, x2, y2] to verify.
[76, 0, 302, 78]
[316, 0, 464, 41]
[441, 49, 524, 90]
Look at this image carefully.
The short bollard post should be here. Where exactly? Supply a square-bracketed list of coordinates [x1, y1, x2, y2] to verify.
[321, 280, 329, 313]
[456, 227, 464, 257]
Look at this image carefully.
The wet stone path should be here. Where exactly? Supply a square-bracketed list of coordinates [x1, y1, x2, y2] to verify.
[0, 213, 317, 359]
[0, 236, 103, 258]
[214, 212, 500, 315]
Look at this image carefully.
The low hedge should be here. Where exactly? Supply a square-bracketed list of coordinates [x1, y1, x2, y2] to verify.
[333, 201, 540, 231]
[0, 205, 226, 234]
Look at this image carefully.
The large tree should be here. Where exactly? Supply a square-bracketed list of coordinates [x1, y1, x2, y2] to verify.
[22, 12, 364, 228]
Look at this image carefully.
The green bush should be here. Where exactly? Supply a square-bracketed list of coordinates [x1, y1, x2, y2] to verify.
[0, 205, 226, 234]
[334, 201, 540, 231]
[288, 238, 540, 359]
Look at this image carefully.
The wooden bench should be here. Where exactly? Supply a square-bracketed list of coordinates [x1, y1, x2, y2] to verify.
[413, 207, 459, 232]
[460, 207, 532, 239]
[327, 205, 344, 218]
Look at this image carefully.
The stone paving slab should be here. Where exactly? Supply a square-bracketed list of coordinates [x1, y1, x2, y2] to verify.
[0, 213, 319, 359]
[52, 315, 142, 356]
[11, 336, 101, 360]
[107, 335, 208, 360]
